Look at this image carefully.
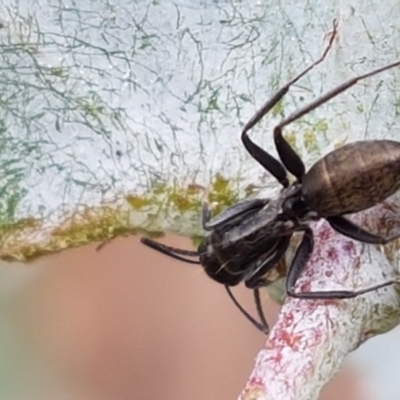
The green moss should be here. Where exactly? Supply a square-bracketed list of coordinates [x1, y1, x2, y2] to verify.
[0, 217, 39, 235]
[206, 92, 220, 112]
[302, 119, 330, 154]
[131, 174, 239, 227]
[394, 96, 400, 116]
[152, 182, 168, 195]
[81, 101, 104, 117]
[271, 99, 285, 118]
[169, 192, 198, 212]
[208, 173, 239, 214]
[126, 195, 152, 209]
[0, 203, 139, 261]
[313, 118, 328, 133]
[139, 34, 157, 50]
[49, 67, 64, 77]
[0, 173, 243, 262]
[304, 129, 318, 153]
[126, 174, 240, 251]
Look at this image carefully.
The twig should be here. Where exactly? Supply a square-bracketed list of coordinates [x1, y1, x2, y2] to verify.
[240, 202, 400, 400]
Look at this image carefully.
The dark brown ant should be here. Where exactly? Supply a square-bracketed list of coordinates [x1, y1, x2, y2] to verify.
[142, 20, 400, 333]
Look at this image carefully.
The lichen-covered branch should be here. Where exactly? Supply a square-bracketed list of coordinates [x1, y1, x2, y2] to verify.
[1, 1, 400, 260]
[240, 202, 400, 399]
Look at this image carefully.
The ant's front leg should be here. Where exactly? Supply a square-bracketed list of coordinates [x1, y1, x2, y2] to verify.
[241, 20, 338, 185]
[140, 237, 200, 264]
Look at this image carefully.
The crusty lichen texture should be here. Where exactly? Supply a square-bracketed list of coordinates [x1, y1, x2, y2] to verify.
[0, 173, 242, 262]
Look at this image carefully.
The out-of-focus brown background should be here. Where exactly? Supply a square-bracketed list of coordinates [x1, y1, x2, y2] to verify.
[0, 235, 362, 399]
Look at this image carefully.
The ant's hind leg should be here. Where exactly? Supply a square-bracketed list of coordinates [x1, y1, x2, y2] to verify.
[328, 216, 400, 245]
[286, 225, 400, 299]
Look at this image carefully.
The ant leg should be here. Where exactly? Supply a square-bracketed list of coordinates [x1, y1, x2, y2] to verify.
[142, 238, 269, 332]
[244, 236, 291, 289]
[224, 235, 290, 334]
[286, 226, 400, 299]
[96, 239, 112, 252]
[225, 286, 269, 334]
[274, 59, 400, 180]
[328, 216, 400, 244]
[284, 227, 314, 297]
[203, 198, 270, 231]
[290, 277, 400, 299]
[140, 237, 200, 264]
[241, 20, 338, 187]
[254, 288, 269, 334]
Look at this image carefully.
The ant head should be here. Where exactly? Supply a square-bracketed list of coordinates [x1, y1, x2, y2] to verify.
[198, 239, 242, 286]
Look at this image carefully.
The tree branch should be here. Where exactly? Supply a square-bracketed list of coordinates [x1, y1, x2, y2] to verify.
[240, 202, 400, 400]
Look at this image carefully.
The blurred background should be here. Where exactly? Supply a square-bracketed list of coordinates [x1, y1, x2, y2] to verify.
[0, 235, 372, 400]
